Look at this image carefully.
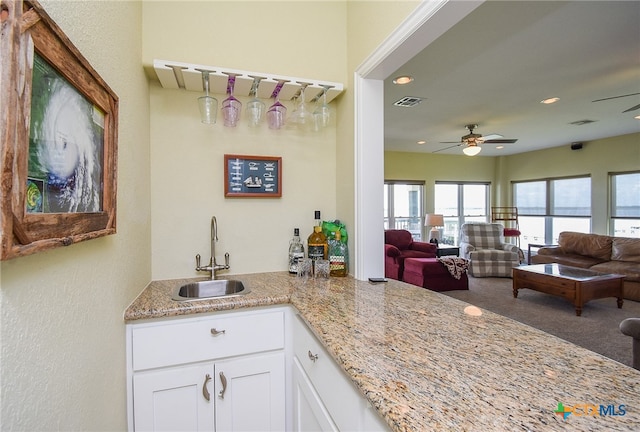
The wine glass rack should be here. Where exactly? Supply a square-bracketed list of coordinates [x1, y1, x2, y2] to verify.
[153, 59, 344, 103]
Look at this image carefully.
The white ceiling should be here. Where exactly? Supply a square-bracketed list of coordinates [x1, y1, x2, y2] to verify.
[384, 1, 640, 156]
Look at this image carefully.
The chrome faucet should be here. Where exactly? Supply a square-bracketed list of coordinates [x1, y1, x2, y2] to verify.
[195, 216, 230, 280]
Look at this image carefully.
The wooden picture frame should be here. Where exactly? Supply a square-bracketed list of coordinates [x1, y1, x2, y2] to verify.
[0, 0, 119, 260]
[224, 155, 282, 198]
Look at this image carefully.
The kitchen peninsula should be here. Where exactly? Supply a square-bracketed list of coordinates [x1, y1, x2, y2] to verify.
[125, 273, 640, 431]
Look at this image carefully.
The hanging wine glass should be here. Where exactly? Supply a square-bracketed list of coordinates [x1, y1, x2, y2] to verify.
[221, 74, 242, 127]
[313, 86, 333, 131]
[289, 84, 312, 130]
[245, 76, 265, 128]
[266, 81, 287, 130]
[198, 71, 218, 124]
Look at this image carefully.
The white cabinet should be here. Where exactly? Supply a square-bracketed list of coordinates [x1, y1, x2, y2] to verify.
[127, 308, 286, 432]
[292, 357, 338, 432]
[133, 363, 214, 431]
[215, 353, 285, 431]
[292, 314, 389, 432]
[126, 305, 389, 432]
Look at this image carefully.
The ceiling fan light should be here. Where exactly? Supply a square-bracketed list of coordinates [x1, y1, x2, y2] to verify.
[463, 144, 482, 156]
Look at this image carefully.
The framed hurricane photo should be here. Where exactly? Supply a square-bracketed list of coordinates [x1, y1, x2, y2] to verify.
[0, 0, 119, 260]
[224, 155, 282, 198]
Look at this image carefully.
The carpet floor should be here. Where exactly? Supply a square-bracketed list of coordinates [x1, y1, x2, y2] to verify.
[441, 276, 640, 367]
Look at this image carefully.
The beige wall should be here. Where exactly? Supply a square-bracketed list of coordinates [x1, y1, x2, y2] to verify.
[385, 132, 640, 235]
[0, 1, 150, 430]
[0, 0, 452, 428]
[339, 0, 421, 266]
[144, 1, 348, 278]
[502, 132, 640, 234]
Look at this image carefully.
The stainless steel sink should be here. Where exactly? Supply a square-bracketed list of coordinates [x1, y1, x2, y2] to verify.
[172, 279, 249, 301]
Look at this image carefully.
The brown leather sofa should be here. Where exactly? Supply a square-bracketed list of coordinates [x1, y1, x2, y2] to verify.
[532, 232, 640, 301]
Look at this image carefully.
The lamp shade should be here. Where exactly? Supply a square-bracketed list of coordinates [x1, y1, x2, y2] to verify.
[463, 144, 482, 156]
[424, 214, 444, 227]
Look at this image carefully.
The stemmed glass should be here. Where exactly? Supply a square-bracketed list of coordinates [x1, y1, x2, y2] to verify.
[313, 86, 333, 131]
[245, 76, 265, 128]
[266, 81, 287, 130]
[198, 71, 218, 124]
[221, 74, 242, 127]
[288, 84, 312, 130]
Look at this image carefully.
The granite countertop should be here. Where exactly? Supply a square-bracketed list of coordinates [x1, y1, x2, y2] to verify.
[124, 272, 640, 431]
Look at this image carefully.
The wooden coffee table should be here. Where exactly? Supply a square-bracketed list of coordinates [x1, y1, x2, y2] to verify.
[513, 263, 625, 316]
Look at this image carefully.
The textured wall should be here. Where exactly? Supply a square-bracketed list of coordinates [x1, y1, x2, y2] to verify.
[0, 1, 150, 429]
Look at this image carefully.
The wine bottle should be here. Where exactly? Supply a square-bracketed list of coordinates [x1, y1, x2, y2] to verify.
[307, 211, 328, 261]
[329, 230, 348, 276]
[288, 228, 305, 274]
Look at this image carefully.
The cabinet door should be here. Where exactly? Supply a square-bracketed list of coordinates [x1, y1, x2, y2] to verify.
[133, 363, 215, 432]
[215, 352, 285, 431]
[292, 358, 338, 432]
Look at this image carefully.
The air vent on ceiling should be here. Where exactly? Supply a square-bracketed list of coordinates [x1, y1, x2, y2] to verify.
[393, 96, 423, 107]
[569, 119, 597, 126]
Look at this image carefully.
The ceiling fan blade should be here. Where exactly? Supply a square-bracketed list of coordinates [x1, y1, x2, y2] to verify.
[482, 133, 503, 141]
[433, 144, 461, 153]
[622, 103, 640, 113]
[484, 138, 518, 144]
[592, 92, 640, 103]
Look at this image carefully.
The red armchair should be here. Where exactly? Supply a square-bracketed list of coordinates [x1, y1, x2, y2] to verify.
[385, 229, 437, 280]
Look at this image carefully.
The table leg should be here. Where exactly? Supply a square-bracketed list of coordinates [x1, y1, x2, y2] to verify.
[575, 306, 582, 317]
[617, 297, 624, 309]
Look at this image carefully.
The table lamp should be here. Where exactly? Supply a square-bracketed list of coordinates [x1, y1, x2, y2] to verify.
[425, 214, 444, 244]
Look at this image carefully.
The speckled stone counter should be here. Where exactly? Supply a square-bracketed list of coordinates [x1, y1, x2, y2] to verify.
[124, 272, 640, 431]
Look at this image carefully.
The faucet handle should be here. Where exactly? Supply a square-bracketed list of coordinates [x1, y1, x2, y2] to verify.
[196, 254, 202, 269]
[224, 252, 230, 268]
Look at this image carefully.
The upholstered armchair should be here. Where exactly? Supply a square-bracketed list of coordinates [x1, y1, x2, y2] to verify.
[385, 229, 437, 280]
[620, 318, 640, 370]
[459, 223, 520, 277]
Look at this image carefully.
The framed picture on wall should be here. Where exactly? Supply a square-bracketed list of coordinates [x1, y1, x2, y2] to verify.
[0, 0, 119, 260]
[224, 155, 282, 198]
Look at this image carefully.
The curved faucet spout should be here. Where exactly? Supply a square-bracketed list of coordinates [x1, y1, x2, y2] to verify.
[194, 216, 229, 279]
[212, 216, 218, 243]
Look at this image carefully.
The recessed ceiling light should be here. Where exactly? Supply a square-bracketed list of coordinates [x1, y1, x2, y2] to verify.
[417, 140, 426, 145]
[393, 76, 414, 85]
[540, 97, 560, 104]
[496, 146, 504, 149]
[635, 115, 640, 120]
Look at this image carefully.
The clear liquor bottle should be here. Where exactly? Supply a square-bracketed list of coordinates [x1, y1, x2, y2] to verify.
[288, 228, 305, 274]
[329, 230, 348, 276]
[307, 211, 328, 261]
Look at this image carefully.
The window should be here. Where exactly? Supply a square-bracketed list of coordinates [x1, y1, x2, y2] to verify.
[514, 176, 591, 248]
[435, 182, 490, 245]
[384, 181, 424, 240]
[610, 171, 640, 238]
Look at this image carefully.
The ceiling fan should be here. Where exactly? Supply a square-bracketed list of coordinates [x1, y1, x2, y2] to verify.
[434, 124, 518, 156]
[592, 92, 640, 113]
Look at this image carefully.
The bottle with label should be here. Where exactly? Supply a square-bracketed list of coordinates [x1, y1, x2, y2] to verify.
[329, 230, 348, 276]
[288, 228, 305, 274]
[307, 211, 328, 261]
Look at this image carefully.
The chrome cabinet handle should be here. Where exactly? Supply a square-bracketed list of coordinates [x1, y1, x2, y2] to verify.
[218, 371, 227, 399]
[308, 350, 318, 362]
[210, 328, 226, 336]
[203, 374, 211, 402]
